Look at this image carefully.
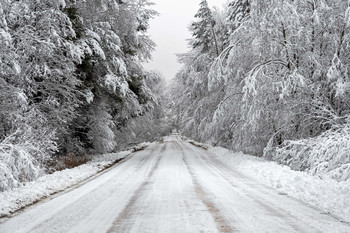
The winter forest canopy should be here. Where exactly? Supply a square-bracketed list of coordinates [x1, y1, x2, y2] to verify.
[170, 0, 350, 182]
[1, 0, 350, 192]
[0, 0, 170, 191]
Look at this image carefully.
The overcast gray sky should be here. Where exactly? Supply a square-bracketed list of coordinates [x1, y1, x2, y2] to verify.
[143, 0, 227, 82]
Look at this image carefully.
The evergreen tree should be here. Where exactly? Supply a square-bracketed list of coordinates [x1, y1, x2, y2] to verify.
[0, 0, 168, 191]
[191, 0, 219, 56]
[61, 0, 162, 154]
[227, 0, 250, 28]
[224, 0, 250, 46]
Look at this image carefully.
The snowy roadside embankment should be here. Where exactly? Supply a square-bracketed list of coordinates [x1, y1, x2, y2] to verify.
[195, 143, 350, 223]
[0, 142, 152, 218]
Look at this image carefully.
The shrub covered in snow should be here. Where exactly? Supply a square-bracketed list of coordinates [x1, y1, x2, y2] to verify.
[266, 123, 350, 181]
[0, 113, 57, 191]
[0, 144, 42, 192]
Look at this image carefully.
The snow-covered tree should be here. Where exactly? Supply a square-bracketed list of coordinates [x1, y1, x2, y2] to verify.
[0, 0, 80, 190]
[190, 0, 219, 56]
[227, 0, 250, 29]
[0, 0, 166, 190]
[60, 0, 163, 154]
[172, 0, 350, 179]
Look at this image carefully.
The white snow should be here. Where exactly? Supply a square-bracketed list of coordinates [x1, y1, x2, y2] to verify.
[103, 74, 129, 96]
[88, 38, 106, 60]
[207, 145, 350, 223]
[57, 0, 66, 9]
[0, 142, 152, 218]
[84, 89, 94, 104]
[85, 29, 101, 42]
[1, 139, 346, 231]
[0, 29, 11, 42]
[0, 137, 349, 232]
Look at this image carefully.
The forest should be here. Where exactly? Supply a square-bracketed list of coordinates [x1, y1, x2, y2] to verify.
[1, 0, 350, 193]
[170, 0, 350, 182]
[0, 0, 169, 191]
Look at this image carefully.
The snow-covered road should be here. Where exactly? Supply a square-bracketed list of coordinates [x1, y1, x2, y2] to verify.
[1, 136, 349, 233]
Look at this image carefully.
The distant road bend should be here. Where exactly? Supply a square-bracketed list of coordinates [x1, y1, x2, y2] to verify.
[1, 136, 349, 233]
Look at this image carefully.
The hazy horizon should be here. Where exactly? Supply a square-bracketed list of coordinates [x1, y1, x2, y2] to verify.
[143, 0, 227, 82]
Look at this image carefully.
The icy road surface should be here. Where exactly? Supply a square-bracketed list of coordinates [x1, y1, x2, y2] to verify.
[1, 136, 350, 233]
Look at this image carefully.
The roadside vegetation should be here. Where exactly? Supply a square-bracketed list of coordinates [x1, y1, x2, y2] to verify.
[171, 0, 350, 181]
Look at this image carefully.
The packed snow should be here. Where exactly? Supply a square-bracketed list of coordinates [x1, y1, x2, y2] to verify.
[1, 137, 349, 233]
[0, 135, 350, 233]
[0, 142, 152, 218]
[206, 144, 350, 223]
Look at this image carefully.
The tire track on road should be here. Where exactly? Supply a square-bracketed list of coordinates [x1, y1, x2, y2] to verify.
[25, 144, 161, 233]
[175, 141, 235, 233]
[183, 142, 318, 233]
[107, 143, 167, 233]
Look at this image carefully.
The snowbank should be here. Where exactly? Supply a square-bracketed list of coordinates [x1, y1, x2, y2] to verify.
[186, 139, 209, 150]
[208, 146, 350, 223]
[267, 125, 350, 181]
[0, 142, 152, 218]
